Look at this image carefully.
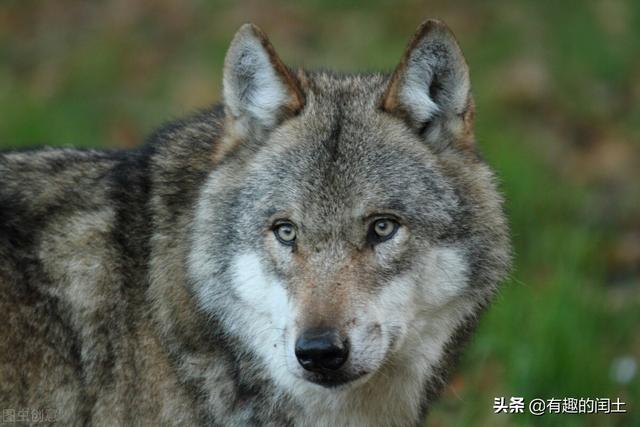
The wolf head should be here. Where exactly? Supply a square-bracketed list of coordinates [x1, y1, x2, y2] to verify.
[189, 20, 510, 397]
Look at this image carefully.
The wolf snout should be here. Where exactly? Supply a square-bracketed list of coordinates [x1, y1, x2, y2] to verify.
[294, 328, 349, 372]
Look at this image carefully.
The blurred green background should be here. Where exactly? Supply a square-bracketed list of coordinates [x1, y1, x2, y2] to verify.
[1, 1, 638, 425]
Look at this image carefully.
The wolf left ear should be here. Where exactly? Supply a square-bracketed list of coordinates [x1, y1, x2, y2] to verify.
[382, 20, 475, 151]
[222, 24, 305, 140]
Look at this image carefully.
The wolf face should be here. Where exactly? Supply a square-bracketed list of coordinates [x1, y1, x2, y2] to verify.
[189, 20, 510, 408]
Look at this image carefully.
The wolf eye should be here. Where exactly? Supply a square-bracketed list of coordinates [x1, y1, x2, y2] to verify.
[369, 218, 399, 244]
[274, 222, 297, 245]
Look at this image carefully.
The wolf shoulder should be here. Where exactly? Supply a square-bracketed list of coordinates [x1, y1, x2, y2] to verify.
[0, 106, 223, 420]
[0, 105, 225, 311]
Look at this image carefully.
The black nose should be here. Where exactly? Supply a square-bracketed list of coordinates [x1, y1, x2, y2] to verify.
[295, 328, 349, 372]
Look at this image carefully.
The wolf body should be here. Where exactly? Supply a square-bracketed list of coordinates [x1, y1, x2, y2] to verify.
[0, 21, 510, 426]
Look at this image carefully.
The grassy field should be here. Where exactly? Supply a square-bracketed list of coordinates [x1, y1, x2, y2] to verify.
[1, 1, 638, 425]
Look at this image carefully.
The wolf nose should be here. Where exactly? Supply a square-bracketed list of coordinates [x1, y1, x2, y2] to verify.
[295, 328, 349, 372]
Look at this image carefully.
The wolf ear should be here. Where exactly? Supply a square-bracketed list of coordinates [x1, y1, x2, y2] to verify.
[382, 20, 474, 151]
[222, 24, 305, 140]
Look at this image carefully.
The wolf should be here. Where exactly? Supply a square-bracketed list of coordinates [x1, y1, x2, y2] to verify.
[0, 20, 510, 426]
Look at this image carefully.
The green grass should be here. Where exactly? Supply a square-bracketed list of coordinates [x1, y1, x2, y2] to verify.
[1, 1, 638, 425]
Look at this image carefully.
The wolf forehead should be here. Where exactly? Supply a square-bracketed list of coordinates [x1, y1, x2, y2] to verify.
[228, 143, 456, 249]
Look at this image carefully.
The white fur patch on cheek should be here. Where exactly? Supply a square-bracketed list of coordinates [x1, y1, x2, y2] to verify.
[226, 252, 308, 390]
[231, 252, 293, 332]
[364, 246, 468, 354]
[351, 276, 417, 362]
[421, 246, 469, 306]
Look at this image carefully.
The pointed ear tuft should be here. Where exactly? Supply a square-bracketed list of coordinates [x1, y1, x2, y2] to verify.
[383, 20, 474, 150]
[222, 24, 304, 139]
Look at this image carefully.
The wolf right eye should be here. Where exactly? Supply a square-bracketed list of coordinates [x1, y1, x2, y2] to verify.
[368, 218, 400, 245]
[274, 222, 297, 246]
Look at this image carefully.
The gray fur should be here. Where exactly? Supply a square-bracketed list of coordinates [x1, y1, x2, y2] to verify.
[0, 20, 510, 426]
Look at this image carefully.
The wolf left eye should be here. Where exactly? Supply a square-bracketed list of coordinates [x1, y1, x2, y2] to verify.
[369, 218, 399, 244]
[274, 222, 297, 246]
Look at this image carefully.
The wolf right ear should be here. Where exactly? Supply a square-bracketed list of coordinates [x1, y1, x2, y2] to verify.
[382, 20, 475, 151]
[222, 24, 305, 143]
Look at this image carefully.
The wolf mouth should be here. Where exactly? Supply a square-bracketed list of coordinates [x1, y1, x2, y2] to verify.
[302, 370, 370, 388]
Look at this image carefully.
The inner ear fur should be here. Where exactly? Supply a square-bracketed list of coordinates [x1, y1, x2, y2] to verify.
[215, 23, 306, 163]
[382, 19, 475, 151]
[244, 24, 305, 116]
